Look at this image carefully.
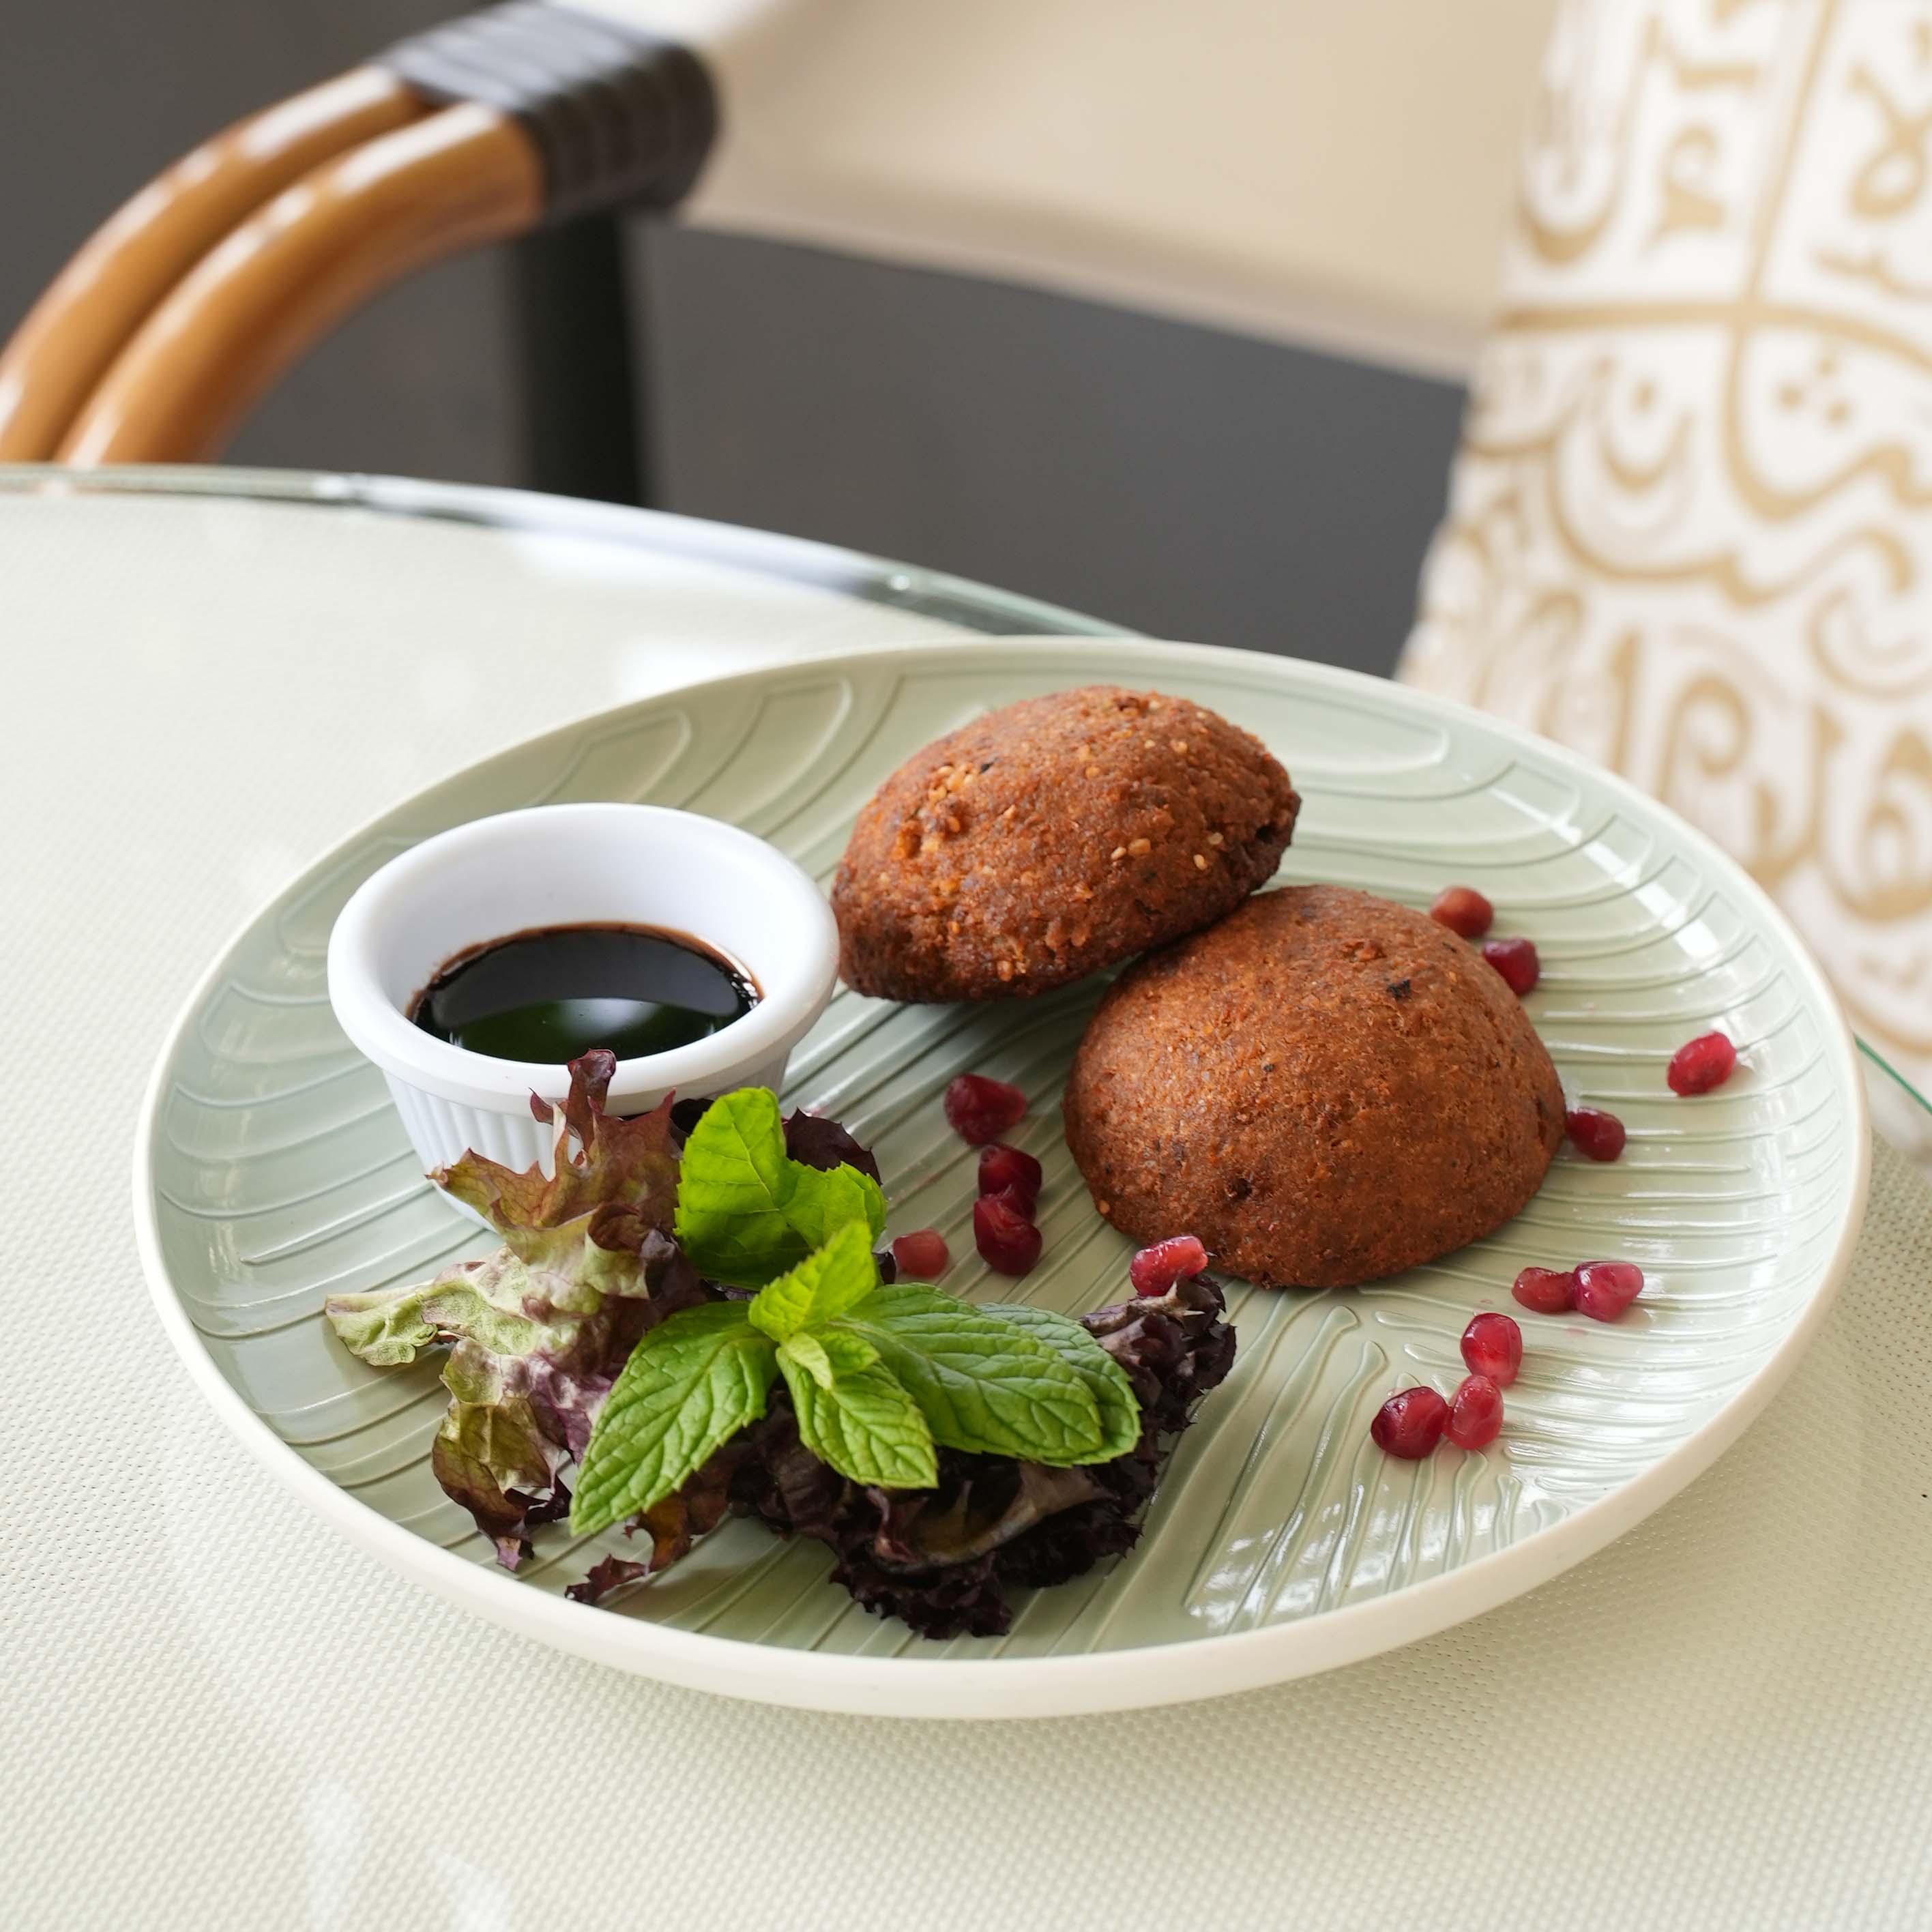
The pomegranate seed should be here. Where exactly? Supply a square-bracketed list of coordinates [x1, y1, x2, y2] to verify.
[1446, 1374, 1504, 1450]
[1129, 1234, 1210, 1296]
[1512, 1265, 1577, 1315]
[1482, 935, 1540, 996]
[978, 1142, 1043, 1208]
[1565, 1107, 1627, 1161]
[1431, 885, 1495, 939]
[973, 1192, 1042, 1276]
[890, 1229, 950, 1280]
[982, 1184, 1036, 1218]
[1461, 1311, 1523, 1386]
[944, 1073, 1028, 1144]
[1667, 1031, 1738, 1096]
[1371, 1386, 1450, 1459]
[1573, 1259, 1644, 1321]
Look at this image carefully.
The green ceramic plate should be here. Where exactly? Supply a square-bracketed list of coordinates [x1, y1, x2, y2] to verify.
[136, 639, 1869, 1718]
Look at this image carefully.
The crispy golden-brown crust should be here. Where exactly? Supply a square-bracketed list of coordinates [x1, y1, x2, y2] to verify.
[1063, 886, 1565, 1289]
[832, 686, 1299, 1001]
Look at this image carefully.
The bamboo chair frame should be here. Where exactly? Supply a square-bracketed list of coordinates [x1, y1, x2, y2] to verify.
[0, 72, 544, 465]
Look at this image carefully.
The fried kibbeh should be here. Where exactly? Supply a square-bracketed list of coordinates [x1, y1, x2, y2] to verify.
[832, 686, 1298, 1001]
[1063, 885, 1564, 1288]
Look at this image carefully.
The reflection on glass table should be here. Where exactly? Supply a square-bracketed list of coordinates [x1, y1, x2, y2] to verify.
[1863, 1043, 1932, 1157]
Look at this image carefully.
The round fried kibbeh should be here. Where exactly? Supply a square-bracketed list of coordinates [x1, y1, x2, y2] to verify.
[832, 685, 1299, 1001]
[1062, 885, 1564, 1288]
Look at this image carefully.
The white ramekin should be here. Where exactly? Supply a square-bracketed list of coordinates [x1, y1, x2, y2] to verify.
[327, 803, 839, 1180]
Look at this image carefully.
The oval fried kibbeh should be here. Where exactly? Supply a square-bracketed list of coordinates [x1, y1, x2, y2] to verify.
[832, 685, 1299, 1001]
[1062, 885, 1565, 1288]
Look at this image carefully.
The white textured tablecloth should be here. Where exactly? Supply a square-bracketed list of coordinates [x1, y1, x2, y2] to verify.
[8, 482, 1930, 1931]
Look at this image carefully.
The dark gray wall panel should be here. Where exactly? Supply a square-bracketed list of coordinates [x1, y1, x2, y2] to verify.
[635, 225, 1463, 671]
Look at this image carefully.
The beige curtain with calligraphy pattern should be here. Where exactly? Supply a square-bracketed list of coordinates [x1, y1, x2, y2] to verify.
[1400, 0, 1932, 1156]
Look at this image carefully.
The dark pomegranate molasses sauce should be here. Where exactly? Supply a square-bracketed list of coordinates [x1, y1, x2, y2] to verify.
[410, 922, 758, 1066]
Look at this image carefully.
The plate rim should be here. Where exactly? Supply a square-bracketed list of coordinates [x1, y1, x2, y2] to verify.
[132, 635, 1873, 1720]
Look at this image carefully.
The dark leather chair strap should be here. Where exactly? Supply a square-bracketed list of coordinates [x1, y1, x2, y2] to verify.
[378, 2, 718, 223]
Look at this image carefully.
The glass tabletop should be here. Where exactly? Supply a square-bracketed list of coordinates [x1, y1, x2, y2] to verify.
[1862, 1042, 1932, 1138]
[0, 464, 1126, 640]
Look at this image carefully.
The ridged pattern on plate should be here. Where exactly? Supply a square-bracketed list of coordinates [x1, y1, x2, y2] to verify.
[145, 644, 1862, 1659]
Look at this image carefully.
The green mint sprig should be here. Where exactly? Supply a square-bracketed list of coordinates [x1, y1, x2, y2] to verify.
[570, 1111, 1143, 1536]
[673, 1088, 886, 1289]
[566, 1301, 779, 1538]
[832, 1285, 1122, 1465]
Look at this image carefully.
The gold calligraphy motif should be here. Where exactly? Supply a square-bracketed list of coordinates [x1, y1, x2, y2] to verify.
[1847, 64, 1932, 220]
[1652, 126, 1731, 243]
[1518, 11, 1763, 265]
[1402, 0, 1932, 1141]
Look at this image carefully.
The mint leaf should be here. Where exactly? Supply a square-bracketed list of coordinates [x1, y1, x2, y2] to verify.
[780, 1352, 938, 1490]
[817, 1328, 880, 1375]
[836, 1285, 1106, 1463]
[781, 1326, 883, 1390]
[982, 1304, 1143, 1463]
[674, 1089, 886, 1289]
[778, 1331, 834, 1388]
[570, 1302, 778, 1535]
[674, 1089, 793, 1280]
[782, 1163, 882, 1252]
[748, 1218, 879, 1342]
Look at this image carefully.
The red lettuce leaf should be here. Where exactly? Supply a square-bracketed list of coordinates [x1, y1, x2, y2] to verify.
[439, 1049, 679, 1254]
[781, 1111, 883, 1185]
[327, 1053, 706, 1566]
